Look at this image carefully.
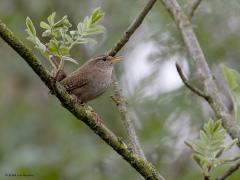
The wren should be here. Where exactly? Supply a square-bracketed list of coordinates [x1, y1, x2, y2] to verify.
[59, 55, 120, 103]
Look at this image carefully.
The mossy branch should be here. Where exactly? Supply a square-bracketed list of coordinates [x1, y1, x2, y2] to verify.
[0, 20, 165, 180]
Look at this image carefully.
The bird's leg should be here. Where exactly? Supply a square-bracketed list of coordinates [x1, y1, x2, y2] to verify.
[86, 106, 102, 126]
[48, 56, 67, 95]
[49, 55, 66, 82]
[52, 69, 66, 82]
[71, 94, 83, 105]
[92, 111, 102, 126]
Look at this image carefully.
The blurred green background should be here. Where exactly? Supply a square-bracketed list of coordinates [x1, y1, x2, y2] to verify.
[0, 0, 240, 179]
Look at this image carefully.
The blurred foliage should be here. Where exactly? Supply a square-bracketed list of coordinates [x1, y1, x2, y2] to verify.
[0, 0, 240, 180]
[185, 119, 239, 178]
[221, 64, 240, 124]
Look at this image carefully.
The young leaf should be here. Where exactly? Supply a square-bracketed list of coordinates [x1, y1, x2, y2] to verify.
[91, 7, 104, 24]
[59, 44, 69, 56]
[34, 37, 46, 53]
[53, 15, 71, 29]
[184, 140, 194, 150]
[62, 56, 78, 64]
[221, 64, 240, 123]
[48, 39, 59, 56]
[192, 154, 204, 168]
[26, 17, 36, 37]
[42, 29, 51, 37]
[40, 21, 50, 30]
[65, 34, 73, 44]
[47, 12, 56, 25]
[70, 31, 78, 37]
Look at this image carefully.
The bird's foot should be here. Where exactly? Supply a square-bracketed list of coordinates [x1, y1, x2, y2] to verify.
[52, 69, 66, 82]
[87, 107, 102, 126]
[93, 112, 102, 127]
[71, 94, 83, 105]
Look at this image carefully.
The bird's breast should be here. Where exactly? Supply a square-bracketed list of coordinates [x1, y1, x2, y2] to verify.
[85, 69, 112, 96]
[91, 68, 112, 92]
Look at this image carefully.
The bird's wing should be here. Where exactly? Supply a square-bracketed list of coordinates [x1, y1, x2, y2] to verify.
[60, 73, 88, 92]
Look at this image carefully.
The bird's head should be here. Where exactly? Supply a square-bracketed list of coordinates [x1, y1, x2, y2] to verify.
[90, 55, 122, 69]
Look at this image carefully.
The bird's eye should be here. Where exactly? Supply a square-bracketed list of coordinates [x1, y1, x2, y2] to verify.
[102, 57, 107, 61]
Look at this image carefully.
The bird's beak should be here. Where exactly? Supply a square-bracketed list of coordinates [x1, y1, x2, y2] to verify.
[110, 56, 122, 64]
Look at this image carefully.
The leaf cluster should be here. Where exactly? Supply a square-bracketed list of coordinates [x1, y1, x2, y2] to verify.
[185, 119, 239, 177]
[25, 7, 105, 66]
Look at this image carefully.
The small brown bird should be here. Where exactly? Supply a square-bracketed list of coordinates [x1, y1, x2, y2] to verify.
[59, 55, 120, 103]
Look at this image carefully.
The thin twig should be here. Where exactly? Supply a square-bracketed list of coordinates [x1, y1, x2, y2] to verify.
[187, 0, 203, 20]
[216, 161, 240, 180]
[0, 20, 165, 180]
[112, 73, 146, 159]
[176, 63, 209, 99]
[160, 0, 240, 146]
[108, 0, 157, 57]
[107, 0, 157, 159]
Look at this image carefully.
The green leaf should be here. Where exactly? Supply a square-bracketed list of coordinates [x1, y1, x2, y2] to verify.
[82, 16, 90, 32]
[53, 15, 71, 29]
[221, 64, 240, 123]
[34, 37, 47, 53]
[91, 7, 104, 24]
[221, 64, 239, 91]
[192, 154, 204, 168]
[48, 39, 59, 55]
[26, 17, 36, 36]
[65, 34, 73, 44]
[40, 21, 50, 29]
[42, 29, 51, 37]
[184, 140, 194, 150]
[212, 120, 222, 133]
[47, 12, 56, 25]
[59, 44, 69, 56]
[70, 30, 78, 37]
[76, 7, 105, 37]
[77, 23, 83, 35]
[62, 56, 78, 64]
[86, 25, 105, 35]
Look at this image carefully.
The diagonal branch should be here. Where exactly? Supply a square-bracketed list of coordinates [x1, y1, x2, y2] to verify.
[108, 0, 157, 57]
[107, 0, 157, 159]
[0, 20, 165, 180]
[216, 161, 240, 180]
[187, 0, 203, 20]
[160, 0, 240, 145]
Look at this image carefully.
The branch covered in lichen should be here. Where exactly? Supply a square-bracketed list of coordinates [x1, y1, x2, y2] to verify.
[0, 20, 165, 180]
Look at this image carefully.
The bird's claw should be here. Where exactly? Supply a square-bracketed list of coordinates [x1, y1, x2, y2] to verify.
[71, 94, 83, 105]
[90, 109, 102, 127]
